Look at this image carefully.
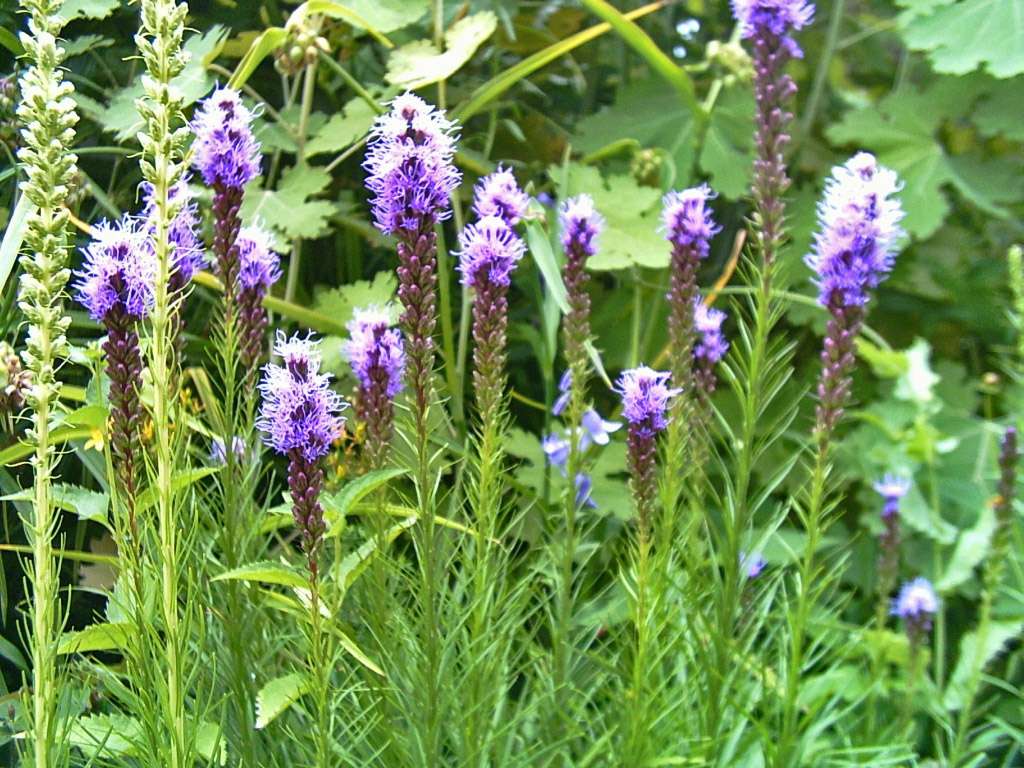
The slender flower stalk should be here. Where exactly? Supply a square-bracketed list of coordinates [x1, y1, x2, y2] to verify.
[135, 1, 192, 762]
[364, 92, 459, 760]
[660, 185, 720, 552]
[345, 307, 405, 470]
[74, 217, 154, 553]
[236, 224, 281, 369]
[893, 577, 938, 729]
[14, 2, 80, 763]
[615, 366, 680, 764]
[551, 194, 604, 733]
[952, 426, 1019, 760]
[779, 151, 903, 764]
[258, 332, 346, 768]
[873, 475, 910, 626]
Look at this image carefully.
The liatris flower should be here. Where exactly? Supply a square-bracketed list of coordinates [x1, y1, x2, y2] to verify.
[458, 215, 526, 418]
[617, 366, 680, 532]
[345, 306, 405, 468]
[693, 300, 729, 396]
[874, 475, 910, 594]
[236, 224, 281, 368]
[733, 0, 814, 269]
[141, 179, 205, 293]
[472, 166, 529, 227]
[560, 195, 604, 413]
[987, 427, 1019, 593]
[741, 551, 767, 579]
[663, 185, 720, 398]
[807, 154, 903, 445]
[364, 94, 459, 449]
[892, 577, 938, 642]
[191, 88, 261, 305]
[257, 333, 346, 577]
[74, 217, 155, 519]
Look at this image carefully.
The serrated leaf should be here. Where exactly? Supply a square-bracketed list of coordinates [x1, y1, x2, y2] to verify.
[698, 86, 755, 199]
[241, 163, 336, 241]
[69, 713, 142, 756]
[59, 0, 121, 21]
[213, 561, 309, 589]
[63, 34, 114, 59]
[1, 483, 108, 524]
[312, 271, 398, 332]
[255, 672, 312, 729]
[974, 79, 1024, 140]
[944, 620, 1024, 709]
[333, 0, 429, 32]
[901, 0, 1024, 78]
[550, 163, 665, 271]
[386, 12, 497, 89]
[305, 99, 377, 157]
[937, 504, 995, 591]
[58, 622, 132, 654]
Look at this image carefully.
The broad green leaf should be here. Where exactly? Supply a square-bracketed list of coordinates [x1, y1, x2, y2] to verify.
[525, 221, 569, 314]
[196, 722, 227, 765]
[59, 0, 121, 21]
[229, 27, 288, 90]
[58, 622, 131, 654]
[386, 12, 497, 90]
[240, 163, 336, 241]
[312, 271, 398, 333]
[0, 426, 95, 466]
[136, 467, 219, 512]
[0, 194, 34, 295]
[0, 27, 23, 56]
[1, 484, 108, 524]
[975, 79, 1024, 140]
[334, 0, 429, 32]
[937, 504, 995, 591]
[69, 713, 141, 756]
[0, 634, 28, 671]
[900, 0, 1024, 78]
[550, 163, 666, 271]
[291, 1, 392, 46]
[324, 468, 408, 525]
[698, 86, 755, 199]
[63, 34, 114, 59]
[944, 620, 1024, 709]
[305, 98, 376, 157]
[894, 339, 940, 405]
[255, 672, 312, 730]
[213, 561, 309, 589]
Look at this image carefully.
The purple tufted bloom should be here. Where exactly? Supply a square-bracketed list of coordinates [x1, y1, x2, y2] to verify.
[141, 179, 206, 288]
[580, 409, 622, 450]
[806, 153, 904, 310]
[874, 473, 910, 603]
[472, 166, 529, 227]
[892, 577, 938, 641]
[810, 155, 904, 446]
[559, 194, 604, 257]
[345, 306, 405, 468]
[235, 224, 280, 368]
[874, 474, 910, 519]
[457, 216, 526, 289]
[662, 185, 720, 259]
[732, 0, 814, 57]
[257, 333, 346, 463]
[553, 370, 572, 416]
[363, 92, 460, 236]
[191, 87, 261, 190]
[616, 366, 681, 440]
[694, 302, 729, 365]
[75, 216, 156, 322]
[990, 427, 1020, 584]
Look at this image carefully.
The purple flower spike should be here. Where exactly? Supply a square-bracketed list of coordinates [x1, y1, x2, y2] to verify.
[559, 194, 604, 257]
[457, 216, 526, 289]
[616, 366, 681, 439]
[75, 216, 156, 322]
[694, 302, 729, 365]
[580, 409, 622, 450]
[662, 185, 720, 259]
[473, 165, 529, 227]
[141, 179, 206, 289]
[892, 577, 938, 641]
[257, 332, 346, 463]
[191, 87, 261, 190]
[345, 307, 405, 468]
[874, 474, 910, 518]
[236, 224, 280, 368]
[874, 473, 909, 601]
[807, 153, 904, 310]
[363, 92, 460, 236]
[732, 0, 815, 57]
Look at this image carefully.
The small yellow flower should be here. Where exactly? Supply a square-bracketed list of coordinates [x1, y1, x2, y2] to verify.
[85, 428, 105, 453]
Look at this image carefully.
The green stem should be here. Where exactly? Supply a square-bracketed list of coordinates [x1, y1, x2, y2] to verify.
[286, 60, 318, 304]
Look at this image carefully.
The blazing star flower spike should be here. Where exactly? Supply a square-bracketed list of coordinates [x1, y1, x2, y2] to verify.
[237, 224, 281, 292]
[191, 87, 261, 190]
[662, 184, 721, 259]
[731, 0, 815, 55]
[75, 216, 156, 322]
[473, 165, 530, 227]
[892, 577, 938, 623]
[694, 301, 729, 364]
[616, 366, 681, 438]
[807, 152, 905, 309]
[141, 179, 206, 284]
[457, 215, 526, 289]
[363, 92, 461, 235]
[257, 332, 347, 462]
[345, 306, 406, 400]
[559, 194, 604, 256]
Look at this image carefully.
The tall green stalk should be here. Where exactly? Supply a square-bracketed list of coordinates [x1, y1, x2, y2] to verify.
[135, 1, 191, 763]
[15, 2, 80, 764]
